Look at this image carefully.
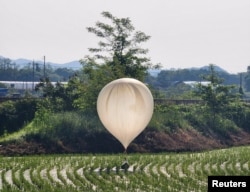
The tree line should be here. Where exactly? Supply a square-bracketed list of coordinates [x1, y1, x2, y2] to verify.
[2, 56, 250, 94]
[0, 57, 77, 82]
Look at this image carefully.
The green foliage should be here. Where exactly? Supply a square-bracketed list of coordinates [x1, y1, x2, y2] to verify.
[155, 67, 240, 89]
[35, 77, 78, 111]
[1, 15, 250, 155]
[224, 102, 250, 131]
[34, 110, 102, 140]
[183, 104, 240, 136]
[84, 11, 160, 80]
[74, 11, 160, 111]
[0, 146, 249, 191]
[164, 83, 194, 99]
[73, 62, 115, 111]
[150, 104, 189, 132]
[244, 69, 250, 91]
[33, 99, 53, 129]
[3, 97, 249, 146]
[0, 99, 37, 136]
[151, 103, 239, 136]
[30, 110, 125, 153]
[194, 64, 238, 127]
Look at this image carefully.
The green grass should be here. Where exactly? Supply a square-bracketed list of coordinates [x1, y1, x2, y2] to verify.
[0, 122, 39, 143]
[0, 146, 249, 191]
[0, 111, 103, 144]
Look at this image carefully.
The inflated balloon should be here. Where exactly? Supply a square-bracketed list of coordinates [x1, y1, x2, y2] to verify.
[97, 78, 154, 150]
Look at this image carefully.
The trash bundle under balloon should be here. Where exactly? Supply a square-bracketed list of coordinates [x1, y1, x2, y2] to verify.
[97, 78, 154, 151]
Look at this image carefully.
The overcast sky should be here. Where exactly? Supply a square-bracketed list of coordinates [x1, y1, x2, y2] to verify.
[0, 0, 250, 74]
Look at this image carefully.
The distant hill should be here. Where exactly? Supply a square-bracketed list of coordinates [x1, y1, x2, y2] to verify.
[183, 65, 229, 74]
[200, 65, 229, 74]
[1, 55, 230, 75]
[0, 56, 82, 70]
[153, 65, 229, 78]
[12, 58, 82, 70]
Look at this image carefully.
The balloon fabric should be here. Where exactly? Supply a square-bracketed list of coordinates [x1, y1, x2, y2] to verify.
[97, 78, 154, 150]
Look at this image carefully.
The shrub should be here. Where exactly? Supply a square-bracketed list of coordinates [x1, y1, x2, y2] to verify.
[0, 99, 37, 135]
[149, 104, 190, 132]
[224, 102, 250, 132]
[31, 110, 123, 152]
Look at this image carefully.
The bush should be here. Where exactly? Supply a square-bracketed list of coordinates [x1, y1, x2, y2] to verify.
[149, 104, 190, 132]
[184, 104, 239, 136]
[0, 99, 37, 135]
[31, 110, 124, 152]
[184, 105, 209, 131]
[224, 102, 250, 132]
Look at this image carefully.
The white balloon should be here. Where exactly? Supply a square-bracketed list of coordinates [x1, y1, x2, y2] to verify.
[97, 78, 154, 150]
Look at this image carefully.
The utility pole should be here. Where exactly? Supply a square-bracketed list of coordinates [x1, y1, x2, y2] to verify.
[32, 60, 35, 91]
[240, 73, 242, 88]
[239, 72, 244, 96]
[43, 55, 46, 79]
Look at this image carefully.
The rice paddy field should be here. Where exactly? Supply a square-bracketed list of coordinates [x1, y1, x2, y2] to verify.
[0, 146, 249, 192]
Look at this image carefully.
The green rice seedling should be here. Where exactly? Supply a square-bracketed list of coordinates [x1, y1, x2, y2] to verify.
[0, 146, 249, 191]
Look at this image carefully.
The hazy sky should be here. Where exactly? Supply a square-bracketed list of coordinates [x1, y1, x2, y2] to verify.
[0, 0, 250, 74]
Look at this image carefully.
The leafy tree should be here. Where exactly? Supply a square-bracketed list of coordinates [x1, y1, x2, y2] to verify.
[77, 11, 159, 110]
[35, 77, 79, 111]
[244, 66, 250, 92]
[35, 77, 55, 98]
[0, 99, 37, 135]
[54, 68, 75, 81]
[72, 60, 115, 110]
[84, 11, 159, 81]
[194, 64, 236, 124]
[155, 67, 239, 89]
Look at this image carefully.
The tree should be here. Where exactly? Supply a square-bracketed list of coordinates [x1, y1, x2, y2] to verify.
[35, 77, 79, 111]
[194, 64, 236, 123]
[77, 11, 159, 110]
[244, 66, 250, 92]
[83, 11, 159, 81]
